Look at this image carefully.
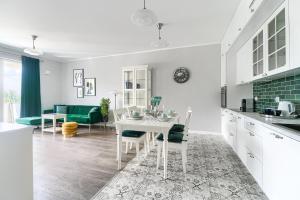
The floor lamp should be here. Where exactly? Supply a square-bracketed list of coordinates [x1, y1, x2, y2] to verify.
[109, 90, 119, 110]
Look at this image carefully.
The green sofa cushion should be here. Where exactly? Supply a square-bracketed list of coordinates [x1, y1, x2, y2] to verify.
[67, 114, 90, 124]
[16, 117, 51, 126]
[122, 130, 146, 138]
[56, 105, 67, 114]
[170, 124, 185, 132]
[157, 131, 184, 143]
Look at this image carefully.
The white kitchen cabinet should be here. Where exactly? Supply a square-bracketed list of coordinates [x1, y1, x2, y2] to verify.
[236, 115, 248, 163]
[122, 65, 151, 108]
[289, 0, 300, 70]
[264, 1, 290, 77]
[221, 52, 227, 87]
[236, 38, 253, 84]
[263, 127, 300, 200]
[246, 148, 263, 186]
[222, 109, 300, 200]
[0, 123, 34, 200]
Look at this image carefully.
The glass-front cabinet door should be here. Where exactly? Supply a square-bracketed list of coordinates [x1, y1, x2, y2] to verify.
[122, 66, 151, 108]
[135, 69, 146, 107]
[252, 30, 264, 77]
[123, 69, 134, 107]
[266, 5, 289, 75]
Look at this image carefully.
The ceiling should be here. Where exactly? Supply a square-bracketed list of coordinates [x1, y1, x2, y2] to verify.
[0, 0, 241, 62]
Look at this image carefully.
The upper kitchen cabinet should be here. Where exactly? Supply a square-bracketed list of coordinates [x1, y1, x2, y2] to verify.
[221, 0, 264, 86]
[236, 38, 253, 84]
[236, 0, 296, 84]
[264, 2, 289, 77]
[289, 0, 300, 70]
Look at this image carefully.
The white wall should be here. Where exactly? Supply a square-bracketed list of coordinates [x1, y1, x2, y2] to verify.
[40, 60, 63, 110]
[61, 45, 221, 132]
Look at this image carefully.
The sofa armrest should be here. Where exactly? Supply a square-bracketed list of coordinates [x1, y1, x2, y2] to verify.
[43, 109, 54, 114]
[88, 111, 101, 124]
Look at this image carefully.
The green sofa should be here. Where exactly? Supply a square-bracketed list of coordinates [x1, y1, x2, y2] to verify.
[51, 105, 102, 125]
[16, 105, 102, 129]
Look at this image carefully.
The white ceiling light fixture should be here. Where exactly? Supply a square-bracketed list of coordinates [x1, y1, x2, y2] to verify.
[151, 23, 169, 48]
[24, 35, 43, 56]
[131, 0, 157, 26]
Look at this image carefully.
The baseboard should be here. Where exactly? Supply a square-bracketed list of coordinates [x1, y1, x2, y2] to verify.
[189, 130, 221, 135]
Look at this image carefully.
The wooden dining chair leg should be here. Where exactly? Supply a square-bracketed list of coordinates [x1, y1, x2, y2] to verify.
[156, 144, 162, 169]
[125, 142, 129, 154]
[144, 138, 148, 155]
[129, 142, 133, 150]
[182, 144, 187, 173]
[135, 142, 140, 161]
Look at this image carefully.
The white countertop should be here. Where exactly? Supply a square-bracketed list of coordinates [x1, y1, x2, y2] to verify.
[0, 122, 31, 133]
[227, 109, 300, 142]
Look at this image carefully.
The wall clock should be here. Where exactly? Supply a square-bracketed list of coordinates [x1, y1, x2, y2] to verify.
[173, 67, 190, 83]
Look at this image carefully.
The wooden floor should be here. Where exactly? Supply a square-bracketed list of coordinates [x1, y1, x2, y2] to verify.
[33, 127, 135, 200]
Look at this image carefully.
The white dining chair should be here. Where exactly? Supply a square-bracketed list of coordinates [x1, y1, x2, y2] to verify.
[156, 107, 192, 173]
[126, 106, 151, 153]
[113, 108, 148, 161]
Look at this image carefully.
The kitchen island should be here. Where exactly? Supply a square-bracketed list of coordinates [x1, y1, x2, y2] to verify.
[0, 123, 34, 200]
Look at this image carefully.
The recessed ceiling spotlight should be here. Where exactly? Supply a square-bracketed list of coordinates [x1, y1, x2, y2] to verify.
[151, 23, 169, 48]
[131, 0, 157, 26]
[24, 35, 43, 56]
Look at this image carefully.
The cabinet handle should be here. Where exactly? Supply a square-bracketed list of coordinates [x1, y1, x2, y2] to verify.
[248, 122, 255, 126]
[249, 132, 255, 137]
[271, 133, 283, 140]
[248, 153, 255, 158]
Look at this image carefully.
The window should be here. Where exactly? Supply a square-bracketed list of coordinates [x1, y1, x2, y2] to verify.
[0, 59, 22, 122]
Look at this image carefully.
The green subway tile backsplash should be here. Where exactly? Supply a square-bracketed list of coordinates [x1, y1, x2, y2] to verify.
[253, 75, 300, 112]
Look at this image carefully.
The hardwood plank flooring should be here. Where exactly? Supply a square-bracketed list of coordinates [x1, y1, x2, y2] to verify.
[33, 127, 136, 200]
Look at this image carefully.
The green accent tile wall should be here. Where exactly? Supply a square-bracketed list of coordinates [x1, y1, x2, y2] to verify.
[253, 74, 300, 112]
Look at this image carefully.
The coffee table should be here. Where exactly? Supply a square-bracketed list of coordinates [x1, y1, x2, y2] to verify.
[41, 113, 67, 135]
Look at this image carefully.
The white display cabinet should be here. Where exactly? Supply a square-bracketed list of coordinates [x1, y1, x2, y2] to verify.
[122, 65, 151, 108]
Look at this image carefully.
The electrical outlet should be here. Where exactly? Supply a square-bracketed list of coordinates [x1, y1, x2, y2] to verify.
[275, 96, 280, 103]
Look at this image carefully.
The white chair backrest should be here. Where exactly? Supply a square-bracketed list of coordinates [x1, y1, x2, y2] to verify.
[184, 107, 192, 134]
[113, 108, 127, 123]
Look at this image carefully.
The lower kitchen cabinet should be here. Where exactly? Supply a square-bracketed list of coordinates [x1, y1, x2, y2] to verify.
[222, 109, 300, 200]
[262, 127, 300, 200]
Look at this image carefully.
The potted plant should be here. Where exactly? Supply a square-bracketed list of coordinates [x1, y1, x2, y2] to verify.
[100, 98, 111, 122]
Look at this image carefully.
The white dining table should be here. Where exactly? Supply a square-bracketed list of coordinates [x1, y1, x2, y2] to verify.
[115, 116, 179, 179]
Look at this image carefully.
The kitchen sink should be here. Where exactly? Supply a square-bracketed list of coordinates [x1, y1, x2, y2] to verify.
[273, 123, 300, 132]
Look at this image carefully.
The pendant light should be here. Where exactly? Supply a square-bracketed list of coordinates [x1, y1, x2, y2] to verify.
[131, 0, 157, 26]
[24, 35, 43, 56]
[151, 23, 169, 48]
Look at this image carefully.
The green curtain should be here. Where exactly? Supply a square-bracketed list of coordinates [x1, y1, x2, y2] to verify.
[20, 56, 41, 117]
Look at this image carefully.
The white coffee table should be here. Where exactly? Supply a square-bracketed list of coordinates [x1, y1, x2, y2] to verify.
[41, 113, 67, 135]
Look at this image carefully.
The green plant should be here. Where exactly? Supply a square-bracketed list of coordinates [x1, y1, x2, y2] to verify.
[100, 98, 111, 121]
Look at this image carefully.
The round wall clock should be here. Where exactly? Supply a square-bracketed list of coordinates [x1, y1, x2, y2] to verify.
[173, 67, 190, 83]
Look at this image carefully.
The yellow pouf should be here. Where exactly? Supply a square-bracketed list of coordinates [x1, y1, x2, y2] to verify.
[62, 122, 78, 137]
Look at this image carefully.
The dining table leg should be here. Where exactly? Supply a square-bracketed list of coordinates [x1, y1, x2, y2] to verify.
[117, 128, 122, 170]
[163, 130, 168, 179]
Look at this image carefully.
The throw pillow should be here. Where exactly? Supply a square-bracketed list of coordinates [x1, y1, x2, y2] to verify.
[89, 107, 99, 114]
[56, 105, 67, 114]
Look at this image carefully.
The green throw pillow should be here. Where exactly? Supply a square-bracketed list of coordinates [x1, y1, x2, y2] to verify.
[56, 105, 67, 114]
[89, 107, 99, 113]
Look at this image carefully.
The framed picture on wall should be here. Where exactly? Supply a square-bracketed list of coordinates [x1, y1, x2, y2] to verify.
[84, 78, 96, 96]
[77, 87, 84, 98]
[73, 69, 84, 87]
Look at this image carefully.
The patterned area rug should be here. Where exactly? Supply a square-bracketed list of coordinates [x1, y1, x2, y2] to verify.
[91, 134, 268, 200]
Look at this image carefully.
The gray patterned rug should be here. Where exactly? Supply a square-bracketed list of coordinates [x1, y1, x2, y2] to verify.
[91, 134, 268, 200]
